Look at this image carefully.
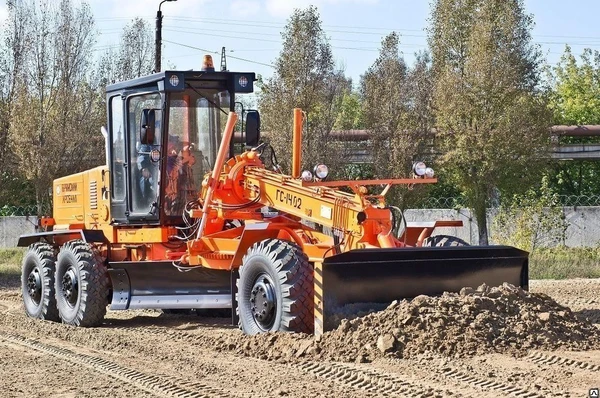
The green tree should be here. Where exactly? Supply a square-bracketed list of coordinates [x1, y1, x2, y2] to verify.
[492, 177, 566, 252]
[258, 6, 348, 174]
[550, 46, 600, 125]
[334, 88, 364, 131]
[428, 0, 552, 244]
[546, 46, 600, 197]
[360, 34, 435, 207]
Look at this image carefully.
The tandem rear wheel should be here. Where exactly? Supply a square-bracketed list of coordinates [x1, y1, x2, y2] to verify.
[237, 239, 314, 335]
[21, 242, 60, 321]
[54, 240, 109, 327]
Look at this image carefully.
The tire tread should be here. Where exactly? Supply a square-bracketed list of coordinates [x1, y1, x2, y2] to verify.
[22, 242, 60, 321]
[238, 238, 313, 334]
[56, 240, 108, 327]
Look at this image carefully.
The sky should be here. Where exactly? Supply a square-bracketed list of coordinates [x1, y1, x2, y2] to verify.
[2, 0, 600, 84]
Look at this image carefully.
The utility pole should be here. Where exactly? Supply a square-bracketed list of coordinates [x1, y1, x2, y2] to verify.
[155, 0, 177, 73]
[220, 47, 227, 71]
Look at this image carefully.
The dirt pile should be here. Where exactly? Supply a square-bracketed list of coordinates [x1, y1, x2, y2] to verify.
[221, 283, 600, 363]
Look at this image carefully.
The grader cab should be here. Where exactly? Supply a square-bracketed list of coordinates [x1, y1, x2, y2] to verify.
[18, 57, 528, 335]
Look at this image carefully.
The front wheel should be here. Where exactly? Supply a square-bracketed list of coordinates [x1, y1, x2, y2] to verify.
[55, 240, 109, 326]
[237, 239, 313, 335]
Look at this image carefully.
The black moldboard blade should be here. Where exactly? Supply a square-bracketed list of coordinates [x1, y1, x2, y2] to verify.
[322, 245, 528, 312]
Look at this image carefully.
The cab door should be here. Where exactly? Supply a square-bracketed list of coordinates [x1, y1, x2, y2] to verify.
[125, 91, 163, 222]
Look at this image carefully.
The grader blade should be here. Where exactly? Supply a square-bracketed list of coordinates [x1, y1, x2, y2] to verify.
[316, 246, 528, 332]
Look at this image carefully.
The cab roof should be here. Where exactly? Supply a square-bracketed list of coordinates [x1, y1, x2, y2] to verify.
[106, 70, 256, 94]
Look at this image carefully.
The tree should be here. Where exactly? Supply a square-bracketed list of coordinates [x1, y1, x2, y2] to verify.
[549, 46, 600, 125]
[545, 46, 600, 197]
[428, 0, 552, 244]
[8, 0, 104, 213]
[98, 17, 154, 86]
[0, 0, 36, 208]
[117, 18, 154, 80]
[492, 177, 566, 252]
[258, 6, 349, 174]
[360, 33, 435, 208]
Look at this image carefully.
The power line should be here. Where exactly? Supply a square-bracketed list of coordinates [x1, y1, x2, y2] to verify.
[163, 16, 600, 42]
[95, 15, 600, 43]
[162, 29, 386, 52]
[167, 17, 421, 37]
[162, 40, 275, 68]
[162, 28, 280, 44]
[163, 27, 426, 48]
[165, 16, 425, 33]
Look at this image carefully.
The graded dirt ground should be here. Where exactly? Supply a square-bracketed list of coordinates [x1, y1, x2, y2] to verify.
[1, 276, 599, 397]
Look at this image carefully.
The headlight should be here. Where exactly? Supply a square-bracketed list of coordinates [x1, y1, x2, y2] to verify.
[313, 164, 329, 179]
[425, 167, 435, 178]
[301, 170, 313, 181]
[413, 161, 427, 176]
[150, 149, 161, 162]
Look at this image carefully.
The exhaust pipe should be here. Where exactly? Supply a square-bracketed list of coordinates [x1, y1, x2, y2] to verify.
[101, 126, 110, 167]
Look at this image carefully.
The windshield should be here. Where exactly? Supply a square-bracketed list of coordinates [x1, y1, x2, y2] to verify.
[164, 88, 230, 217]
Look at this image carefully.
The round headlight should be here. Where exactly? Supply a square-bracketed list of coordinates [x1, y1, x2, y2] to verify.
[425, 167, 435, 178]
[150, 149, 161, 162]
[314, 164, 329, 179]
[413, 161, 427, 176]
[301, 170, 313, 182]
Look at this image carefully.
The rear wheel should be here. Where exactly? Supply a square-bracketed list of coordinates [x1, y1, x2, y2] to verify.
[422, 235, 469, 247]
[237, 239, 313, 335]
[21, 243, 60, 321]
[55, 240, 109, 326]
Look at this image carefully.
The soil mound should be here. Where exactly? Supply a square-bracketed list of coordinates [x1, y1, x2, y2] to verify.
[222, 283, 600, 363]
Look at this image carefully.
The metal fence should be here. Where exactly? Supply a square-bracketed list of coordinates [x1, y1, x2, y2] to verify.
[418, 194, 600, 209]
[0, 204, 51, 217]
[3, 194, 600, 215]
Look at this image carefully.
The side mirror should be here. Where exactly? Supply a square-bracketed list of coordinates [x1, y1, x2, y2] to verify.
[140, 109, 156, 145]
[245, 110, 260, 147]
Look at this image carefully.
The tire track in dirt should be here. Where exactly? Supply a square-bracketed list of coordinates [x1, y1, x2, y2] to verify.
[440, 367, 546, 398]
[555, 298, 599, 308]
[119, 325, 460, 397]
[0, 331, 234, 398]
[525, 352, 600, 372]
[297, 361, 457, 397]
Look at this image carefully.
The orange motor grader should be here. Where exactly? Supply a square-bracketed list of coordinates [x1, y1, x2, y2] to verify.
[18, 58, 528, 335]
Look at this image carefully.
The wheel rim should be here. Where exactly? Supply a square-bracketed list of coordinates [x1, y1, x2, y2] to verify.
[26, 268, 42, 305]
[250, 273, 276, 330]
[61, 267, 79, 307]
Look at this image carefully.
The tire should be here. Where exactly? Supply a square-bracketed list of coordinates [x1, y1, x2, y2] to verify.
[422, 235, 469, 247]
[55, 240, 109, 327]
[21, 242, 60, 321]
[237, 239, 313, 335]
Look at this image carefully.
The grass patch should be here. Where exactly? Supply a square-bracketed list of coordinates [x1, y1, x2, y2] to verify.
[0, 248, 25, 288]
[0, 248, 24, 276]
[530, 247, 600, 279]
[1, 247, 598, 283]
